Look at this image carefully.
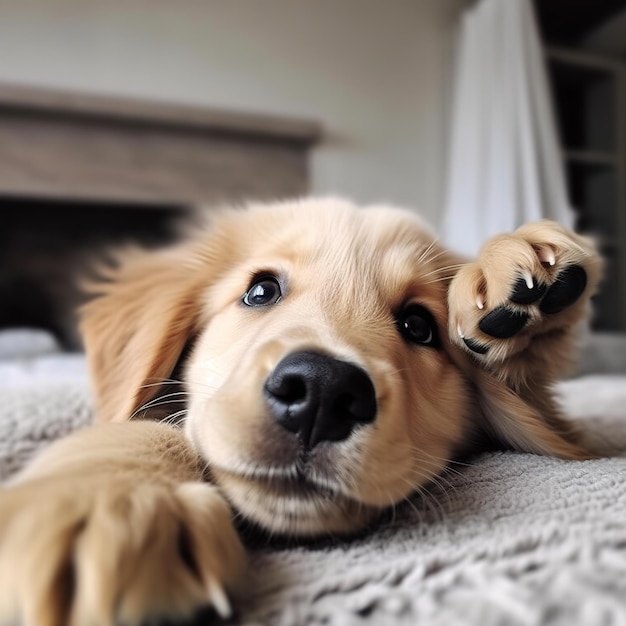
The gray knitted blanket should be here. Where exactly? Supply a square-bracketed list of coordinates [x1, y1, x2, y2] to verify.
[1, 339, 625, 625]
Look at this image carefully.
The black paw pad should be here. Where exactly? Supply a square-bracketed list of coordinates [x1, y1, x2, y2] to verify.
[510, 276, 547, 304]
[479, 307, 529, 339]
[539, 265, 587, 314]
[463, 337, 490, 355]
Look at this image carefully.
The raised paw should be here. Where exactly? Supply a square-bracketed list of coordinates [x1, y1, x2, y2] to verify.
[0, 478, 245, 626]
[448, 220, 602, 366]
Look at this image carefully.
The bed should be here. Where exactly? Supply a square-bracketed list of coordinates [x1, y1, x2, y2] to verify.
[1, 329, 625, 625]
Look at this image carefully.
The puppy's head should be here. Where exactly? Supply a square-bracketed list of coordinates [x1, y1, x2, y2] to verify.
[81, 198, 585, 536]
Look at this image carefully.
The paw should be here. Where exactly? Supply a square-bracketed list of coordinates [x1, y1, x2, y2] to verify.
[0, 479, 245, 626]
[448, 220, 602, 362]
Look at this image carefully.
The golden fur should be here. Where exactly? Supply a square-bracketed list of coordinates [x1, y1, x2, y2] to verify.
[0, 198, 602, 625]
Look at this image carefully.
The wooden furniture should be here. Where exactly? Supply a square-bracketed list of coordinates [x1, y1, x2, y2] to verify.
[547, 48, 625, 330]
[0, 83, 321, 205]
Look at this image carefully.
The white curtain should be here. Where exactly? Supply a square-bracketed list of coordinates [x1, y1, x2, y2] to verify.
[441, 0, 573, 257]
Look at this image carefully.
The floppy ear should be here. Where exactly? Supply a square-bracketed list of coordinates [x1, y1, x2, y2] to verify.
[80, 243, 212, 423]
[474, 370, 593, 460]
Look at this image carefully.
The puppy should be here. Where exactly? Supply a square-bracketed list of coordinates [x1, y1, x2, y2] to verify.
[0, 198, 601, 626]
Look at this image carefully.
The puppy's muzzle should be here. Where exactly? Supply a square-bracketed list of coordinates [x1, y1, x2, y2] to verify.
[263, 351, 377, 449]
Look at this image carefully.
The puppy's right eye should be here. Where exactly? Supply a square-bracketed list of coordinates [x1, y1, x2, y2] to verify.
[396, 303, 440, 347]
[242, 276, 282, 307]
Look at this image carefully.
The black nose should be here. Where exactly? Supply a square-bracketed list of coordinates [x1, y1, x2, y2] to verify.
[263, 351, 377, 449]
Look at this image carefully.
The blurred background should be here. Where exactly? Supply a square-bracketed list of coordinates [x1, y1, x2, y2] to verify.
[0, 0, 624, 351]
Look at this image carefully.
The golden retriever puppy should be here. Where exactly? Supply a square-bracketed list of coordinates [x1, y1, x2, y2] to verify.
[0, 198, 601, 626]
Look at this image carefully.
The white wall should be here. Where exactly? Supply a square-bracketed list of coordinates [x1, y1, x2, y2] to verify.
[0, 0, 466, 227]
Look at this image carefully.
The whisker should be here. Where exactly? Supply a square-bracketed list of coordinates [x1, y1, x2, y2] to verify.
[420, 269, 464, 283]
[418, 242, 444, 263]
[138, 378, 185, 390]
[130, 391, 192, 420]
[409, 446, 476, 471]
[419, 263, 465, 280]
[158, 410, 188, 426]
[416, 239, 440, 266]
[139, 376, 219, 395]
[421, 275, 459, 286]
[399, 478, 446, 523]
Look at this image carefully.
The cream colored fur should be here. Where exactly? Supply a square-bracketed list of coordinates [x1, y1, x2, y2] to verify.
[0, 198, 602, 626]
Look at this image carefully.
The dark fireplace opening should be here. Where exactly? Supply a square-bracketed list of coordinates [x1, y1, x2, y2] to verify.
[1, 196, 191, 350]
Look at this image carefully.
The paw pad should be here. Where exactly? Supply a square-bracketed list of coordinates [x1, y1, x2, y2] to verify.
[479, 307, 529, 339]
[509, 277, 547, 305]
[463, 337, 490, 355]
[473, 264, 587, 344]
[539, 265, 587, 314]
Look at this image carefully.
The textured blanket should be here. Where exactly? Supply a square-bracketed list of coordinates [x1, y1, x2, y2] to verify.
[1, 347, 625, 625]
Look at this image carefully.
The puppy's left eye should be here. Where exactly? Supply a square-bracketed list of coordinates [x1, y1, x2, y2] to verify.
[243, 275, 282, 307]
[396, 304, 439, 347]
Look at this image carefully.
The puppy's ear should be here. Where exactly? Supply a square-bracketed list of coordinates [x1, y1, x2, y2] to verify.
[475, 371, 593, 459]
[80, 243, 211, 423]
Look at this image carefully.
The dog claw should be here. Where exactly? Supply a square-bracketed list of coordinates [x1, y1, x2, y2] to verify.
[208, 578, 233, 619]
[536, 244, 556, 266]
[522, 271, 534, 290]
[457, 323, 464, 339]
[476, 296, 484, 310]
[207, 577, 231, 619]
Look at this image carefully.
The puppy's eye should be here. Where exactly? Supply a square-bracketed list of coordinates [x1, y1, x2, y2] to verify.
[243, 276, 282, 307]
[396, 304, 439, 347]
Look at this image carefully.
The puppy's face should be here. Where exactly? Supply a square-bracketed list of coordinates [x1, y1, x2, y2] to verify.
[82, 198, 477, 537]
[182, 200, 470, 535]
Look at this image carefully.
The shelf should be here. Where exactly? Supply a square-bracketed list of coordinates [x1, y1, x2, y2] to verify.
[0, 82, 322, 145]
[591, 254, 623, 331]
[548, 57, 617, 153]
[547, 47, 623, 73]
[547, 47, 625, 332]
[564, 150, 618, 166]
[566, 160, 618, 235]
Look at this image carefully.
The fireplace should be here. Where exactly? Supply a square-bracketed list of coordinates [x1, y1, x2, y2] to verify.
[1, 196, 189, 349]
[0, 84, 320, 348]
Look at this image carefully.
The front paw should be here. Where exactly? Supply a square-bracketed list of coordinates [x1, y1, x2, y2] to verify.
[0, 479, 245, 626]
[448, 220, 602, 363]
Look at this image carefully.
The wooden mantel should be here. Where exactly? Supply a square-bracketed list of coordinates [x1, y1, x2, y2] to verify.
[0, 83, 321, 206]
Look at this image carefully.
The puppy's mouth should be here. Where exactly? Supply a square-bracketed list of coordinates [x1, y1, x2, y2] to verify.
[210, 457, 377, 536]
[216, 459, 344, 501]
[258, 469, 341, 501]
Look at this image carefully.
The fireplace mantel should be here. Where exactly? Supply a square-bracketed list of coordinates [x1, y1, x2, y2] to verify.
[0, 83, 321, 206]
